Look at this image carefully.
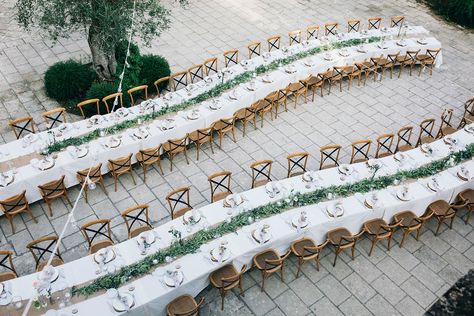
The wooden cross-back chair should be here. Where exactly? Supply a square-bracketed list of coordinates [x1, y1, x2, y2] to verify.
[26, 235, 64, 271]
[417, 48, 441, 76]
[347, 19, 361, 33]
[390, 16, 405, 27]
[80, 218, 114, 254]
[247, 41, 261, 59]
[427, 200, 463, 236]
[170, 71, 188, 91]
[233, 107, 257, 137]
[320, 144, 341, 170]
[38, 175, 72, 217]
[166, 187, 192, 219]
[264, 89, 288, 118]
[355, 59, 378, 84]
[127, 85, 148, 106]
[379, 52, 400, 80]
[396, 50, 420, 77]
[154, 76, 171, 96]
[287, 152, 309, 178]
[203, 57, 218, 76]
[437, 108, 456, 138]
[212, 117, 236, 149]
[393, 210, 423, 248]
[0, 190, 37, 234]
[324, 22, 338, 35]
[0, 250, 17, 281]
[327, 227, 365, 267]
[285, 81, 307, 108]
[364, 218, 401, 256]
[253, 249, 291, 291]
[457, 189, 474, 224]
[306, 25, 320, 40]
[188, 64, 204, 83]
[267, 35, 281, 52]
[253, 98, 273, 128]
[350, 139, 372, 164]
[344, 65, 363, 89]
[223, 49, 238, 67]
[42, 108, 66, 130]
[108, 154, 136, 191]
[76, 164, 107, 203]
[368, 17, 382, 30]
[121, 204, 152, 238]
[188, 126, 214, 160]
[166, 295, 205, 316]
[325, 66, 346, 94]
[77, 99, 105, 118]
[290, 238, 328, 278]
[103, 93, 123, 112]
[459, 98, 474, 128]
[375, 133, 395, 158]
[163, 136, 189, 172]
[9, 116, 36, 139]
[416, 118, 436, 146]
[136, 145, 164, 183]
[396, 126, 414, 152]
[208, 171, 232, 203]
[250, 159, 273, 188]
[288, 30, 302, 46]
[209, 264, 246, 310]
[301, 73, 324, 102]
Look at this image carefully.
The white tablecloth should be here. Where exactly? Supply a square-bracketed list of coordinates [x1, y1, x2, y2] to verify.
[4, 125, 472, 315]
[0, 26, 441, 203]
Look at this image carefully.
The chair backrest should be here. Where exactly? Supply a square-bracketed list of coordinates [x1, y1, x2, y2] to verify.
[221, 264, 246, 290]
[154, 76, 171, 96]
[250, 159, 273, 188]
[463, 98, 474, 117]
[223, 49, 239, 67]
[0, 250, 17, 279]
[0, 190, 28, 215]
[168, 296, 204, 316]
[267, 35, 281, 52]
[387, 52, 400, 63]
[426, 48, 441, 61]
[375, 133, 395, 158]
[77, 164, 103, 185]
[347, 19, 361, 33]
[306, 25, 320, 40]
[164, 136, 187, 154]
[108, 154, 133, 174]
[42, 108, 66, 129]
[396, 126, 413, 151]
[170, 71, 188, 91]
[212, 117, 235, 132]
[406, 50, 420, 62]
[440, 108, 454, 130]
[26, 235, 62, 270]
[38, 176, 66, 199]
[203, 57, 218, 76]
[368, 17, 382, 30]
[390, 15, 405, 28]
[324, 22, 338, 35]
[288, 30, 302, 46]
[121, 204, 151, 237]
[193, 126, 213, 144]
[320, 144, 341, 169]
[234, 107, 255, 121]
[208, 171, 232, 199]
[287, 152, 309, 178]
[102, 92, 123, 111]
[188, 64, 204, 83]
[166, 187, 192, 219]
[9, 116, 36, 139]
[350, 139, 372, 163]
[137, 145, 161, 165]
[247, 41, 261, 58]
[80, 218, 113, 249]
[77, 99, 102, 118]
[418, 118, 436, 141]
[127, 85, 148, 106]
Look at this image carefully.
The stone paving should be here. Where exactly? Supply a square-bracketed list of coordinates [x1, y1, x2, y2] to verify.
[0, 0, 474, 315]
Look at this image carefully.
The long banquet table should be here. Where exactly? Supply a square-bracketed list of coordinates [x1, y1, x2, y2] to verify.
[0, 25, 442, 203]
[2, 125, 473, 315]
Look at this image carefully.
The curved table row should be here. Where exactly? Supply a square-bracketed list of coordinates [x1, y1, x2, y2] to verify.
[2, 125, 472, 315]
[0, 26, 440, 202]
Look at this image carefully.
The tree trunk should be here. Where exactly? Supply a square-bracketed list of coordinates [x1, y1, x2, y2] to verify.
[88, 28, 116, 81]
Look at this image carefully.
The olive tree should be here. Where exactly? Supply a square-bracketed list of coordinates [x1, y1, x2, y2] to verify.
[16, 0, 185, 80]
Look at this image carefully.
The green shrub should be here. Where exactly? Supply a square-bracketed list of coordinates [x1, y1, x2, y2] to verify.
[44, 60, 96, 101]
[428, 0, 474, 28]
[115, 41, 142, 91]
[139, 54, 171, 92]
[84, 82, 120, 116]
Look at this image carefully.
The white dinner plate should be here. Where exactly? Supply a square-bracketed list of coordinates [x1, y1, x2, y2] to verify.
[94, 248, 116, 264]
[164, 270, 184, 287]
[210, 247, 231, 263]
[252, 229, 272, 244]
[112, 292, 135, 312]
[326, 203, 344, 218]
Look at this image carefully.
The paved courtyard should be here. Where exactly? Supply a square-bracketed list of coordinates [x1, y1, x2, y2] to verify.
[0, 0, 473, 315]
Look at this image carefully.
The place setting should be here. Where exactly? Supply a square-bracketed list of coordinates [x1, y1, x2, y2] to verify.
[87, 115, 106, 128]
[53, 123, 75, 138]
[182, 209, 205, 232]
[393, 151, 414, 168]
[21, 132, 39, 148]
[456, 165, 473, 182]
[107, 288, 135, 313]
[261, 73, 274, 84]
[93, 246, 121, 275]
[99, 135, 122, 149]
[184, 108, 201, 120]
[423, 175, 445, 192]
[136, 230, 158, 255]
[0, 170, 15, 187]
[325, 200, 345, 219]
[362, 191, 384, 210]
[159, 118, 177, 131]
[0, 281, 13, 306]
[265, 181, 282, 198]
[420, 143, 437, 157]
[394, 185, 414, 202]
[249, 223, 272, 244]
[67, 144, 89, 159]
[292, 210, 310, 229]
[338, 164, 358, 181]
[227, 89, 240, 101]
[207, 99, 223, 110]
[302, 170, 321, 189]
[30, 155, 56, 171]
[129, 126, 150, 140]
[223, 193, 245, 209]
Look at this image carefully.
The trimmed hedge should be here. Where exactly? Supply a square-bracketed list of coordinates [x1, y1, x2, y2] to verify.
[428, 0, 474, 28]
[44, 60, 96, 102]
[139, 54, 171, 92]
[84, 82, 119, 116]
[115, 41, 142, 91]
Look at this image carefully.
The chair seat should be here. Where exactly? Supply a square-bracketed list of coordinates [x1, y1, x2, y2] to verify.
[351, 158, 368, 164]
[441, 126, 457, 136]
[428, 200, 453, 216]
[292, 239, 317, 257]
[460, 189, 474, 202]
[328, 228, 352, 245]
[188, 131, 211, 143]
[287, 83, 305, 93]
[37, 257, 64, 272]
[137, 154, 158, 165]
[417, 55, 434, 63]
[173, 206, 192, 219]
[167, 294, 198, 315]
[89, 240, 114, 254]
[396, 55, 411, 63]
[130, 225, 152, 238]
[44, 191, 65, 200]
[397, 144, 414, 152]
[253, 179, 270, 188]
[394, 211, 419, 228]
[364, 219, 390, 237]
[0, 271, 17, 282]
[209, 264, 238, 288]
[377, 152, 392, 158]
[306, 77, 323, 86]
[213, 191, 231, 202]
[254, 250, 279, 269]
[419, 136, 436, 144]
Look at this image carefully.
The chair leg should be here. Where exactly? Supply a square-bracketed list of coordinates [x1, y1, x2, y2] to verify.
[142, 165, 148, 183]
[7, 216, 15, 234]
[416, 227, 421, 240]
[400, 230, 409, 248]
[129, 170, 137, 185]
[219, 133, 223, 149]
[231, 128, 237, 142]
[296, 258, 302, 278]
[63, 192, 73, 207]
[242, 120, 247, 137]
[196, 143, 200, 161]
[333, 248, 340, 267]
[209, 139, 215, 155]
[156, 160, 164, 175]
[45, 200, 53, 217]
[260, 112, 264, 128]
[368, 238, 377, 256]
[83, 187, 89, 203]
[220, 289, 226, 310]
[261, 271, 266, 291]
[449, 216, 455, 229]
[114, 175, 118, 192]
[465, 210, 472, 224]
[169, 154, 174, 172]
[387, 235, 392, 251]
[435, 217, 443, 236]
[398, 64, 404, 78]
[27, 208, 38, 224]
